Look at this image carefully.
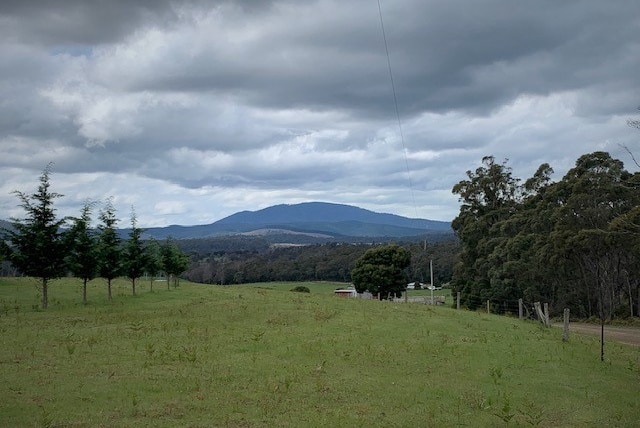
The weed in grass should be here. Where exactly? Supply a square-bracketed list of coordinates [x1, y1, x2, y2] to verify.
[181, 345, 198, 363]
[519, 401, 545, 426]
[271, 375, 295, 394]
[145, 342, 155, 358]
[267, 312, 291, 326]
[39, 405, 54, 428]
[65, 342, 76, 356]
[314, 377, 331, 395]
[186, 321, 195, 334]
[314, 308, 337, 322]
[439, 332, 452, 346]
[489, 366, 503, 385]
[131, 393, 139, 416]
[86, 335, 98, 349]
[493, 393, 515, 426]
[128, 321, 145, 333]
[249, 330, 265, 363]
[251, 330, 265, 342]
[462, 389, 490, 411]
[314, 360, 326, 374]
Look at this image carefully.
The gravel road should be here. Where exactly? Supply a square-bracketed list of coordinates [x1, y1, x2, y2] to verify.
[555, 322, 640, 347]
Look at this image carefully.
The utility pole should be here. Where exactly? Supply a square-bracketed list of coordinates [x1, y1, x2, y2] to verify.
[430, 259, 434, 305]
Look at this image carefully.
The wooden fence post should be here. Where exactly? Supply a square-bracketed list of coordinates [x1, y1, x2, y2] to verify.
[486, 300, 490, 314]
[518, 298, 523, 319]
[456, 292, 460, 310]
[544, 303, 550, 327]
[534, 302, 550, 327]
[562, 308, 570, 342]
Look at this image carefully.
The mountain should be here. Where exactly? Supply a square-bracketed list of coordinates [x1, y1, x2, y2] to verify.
[141, 202, 452, 241]
[0, 219, 13, 234]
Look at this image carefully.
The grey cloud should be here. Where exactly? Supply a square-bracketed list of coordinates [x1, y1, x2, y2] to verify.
[1, 0, 639, 226]
[0, 0, 179, 46]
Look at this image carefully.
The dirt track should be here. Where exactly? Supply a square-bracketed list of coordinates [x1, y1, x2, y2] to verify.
[556, 323, 640, 347]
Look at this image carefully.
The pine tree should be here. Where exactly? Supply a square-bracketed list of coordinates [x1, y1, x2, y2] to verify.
[66, 201, 99, 304]
[98, 199, 122, 300]
[123, 208, 146, 296]
[6, 166, 67, 309]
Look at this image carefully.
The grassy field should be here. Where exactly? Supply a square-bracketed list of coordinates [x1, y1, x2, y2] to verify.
[0, 277, 638, 427]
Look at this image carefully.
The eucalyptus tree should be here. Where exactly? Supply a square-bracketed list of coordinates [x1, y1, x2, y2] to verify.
[98, 199, 122, 300]
[66, 201, 99, 304]
[452, 152, 640, 318]
[4, 166, 67, 309]
[451, 156, 522, 309]
[551, 152, 640, 318]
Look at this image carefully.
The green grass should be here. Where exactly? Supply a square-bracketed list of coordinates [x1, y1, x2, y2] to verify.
[0, 277, 638, 427]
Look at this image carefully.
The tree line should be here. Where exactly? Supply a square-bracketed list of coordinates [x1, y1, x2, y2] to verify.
[180, 238, 458, 286]
[0, 166, 189, 309]
[451, 151, 640, 320]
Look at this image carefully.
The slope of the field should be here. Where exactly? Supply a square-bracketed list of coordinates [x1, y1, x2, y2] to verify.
[0, 278, 638, 427]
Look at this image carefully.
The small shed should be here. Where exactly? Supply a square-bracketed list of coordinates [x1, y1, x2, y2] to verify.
[334, 286, 357, 298]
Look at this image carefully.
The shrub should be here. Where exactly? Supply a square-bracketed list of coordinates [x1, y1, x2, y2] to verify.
[291, 286, 310, 293]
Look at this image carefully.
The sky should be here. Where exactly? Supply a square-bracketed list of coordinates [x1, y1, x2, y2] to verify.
[1, 0, 639, 227]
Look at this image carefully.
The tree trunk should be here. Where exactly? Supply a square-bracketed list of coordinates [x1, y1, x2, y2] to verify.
[42, 278, 48, 309]
[83, 278, 88, 304]
[108, 278, 112, 300]
[132, 278, 136, 296]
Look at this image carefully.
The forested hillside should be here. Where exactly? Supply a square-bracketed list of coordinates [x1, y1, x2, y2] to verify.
[139, 202, 452, 240]
[451, 152, 640, 319]
[180, 238, 459, 286]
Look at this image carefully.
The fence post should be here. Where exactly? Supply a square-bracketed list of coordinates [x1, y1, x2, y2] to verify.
[456, 292, 460, 310]
[562, 308, 570, 342]
[486, 300, 490, 314]
[543, 303, 550, 327]
[518, 298, 523, 319]
[534, 302, 549, 327]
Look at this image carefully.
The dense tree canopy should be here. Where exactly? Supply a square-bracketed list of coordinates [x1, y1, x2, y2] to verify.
[451, 151, 640, 319]
[351, 244, 411, 299]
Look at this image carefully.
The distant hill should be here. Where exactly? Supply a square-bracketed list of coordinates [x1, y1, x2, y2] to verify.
[0, 219, 14, 233]
[141, 202, 452, 241]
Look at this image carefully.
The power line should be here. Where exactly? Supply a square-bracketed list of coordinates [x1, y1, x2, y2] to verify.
[377, 0, 419, 219]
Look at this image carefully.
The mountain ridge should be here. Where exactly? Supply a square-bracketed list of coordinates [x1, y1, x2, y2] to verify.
[1, 202, 453, 241]
[141, 202, 452, 240]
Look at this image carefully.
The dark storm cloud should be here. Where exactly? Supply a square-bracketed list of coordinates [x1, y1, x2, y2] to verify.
[1, 0, 639, 226]
[70, 0, 640, 119]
